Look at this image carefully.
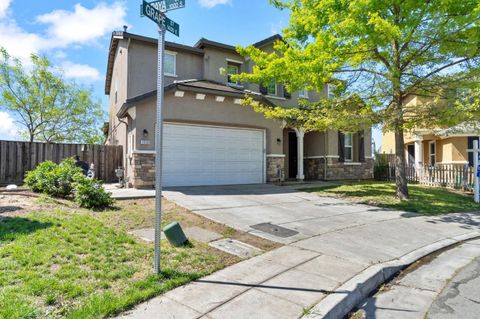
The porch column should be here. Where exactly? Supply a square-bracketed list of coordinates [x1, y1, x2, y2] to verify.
[414, 135, 423, 179]
[414, 136, 423, 168]
[294, 127, 305, 180]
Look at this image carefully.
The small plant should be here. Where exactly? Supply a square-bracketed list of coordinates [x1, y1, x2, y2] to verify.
[73, 174, 114, 209]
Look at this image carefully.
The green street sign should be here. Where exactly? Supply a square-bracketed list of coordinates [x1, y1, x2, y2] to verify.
[142, 0, 180, 36]
[150, 0, 185, 12]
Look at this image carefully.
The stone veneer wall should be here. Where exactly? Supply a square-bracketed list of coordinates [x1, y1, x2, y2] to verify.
[267, 156, 285, 182]
[305, 158, 325, 180]
[305, 157, 374, 181]
[130, 152, 156, 189]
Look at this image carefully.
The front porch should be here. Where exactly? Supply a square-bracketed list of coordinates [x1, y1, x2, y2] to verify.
[278, 128, 374, 182]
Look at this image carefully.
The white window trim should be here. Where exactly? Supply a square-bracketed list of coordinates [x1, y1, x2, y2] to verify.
[345, 133, 353, 161]
[429, 141, 436, 166]
[164, 50, 177, 77]
[299, 88, 309, 99]
[327, 84, 335, 98]
[226, 58, 244, 65]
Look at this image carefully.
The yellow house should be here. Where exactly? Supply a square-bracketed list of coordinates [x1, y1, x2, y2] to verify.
[382, 96, 480, 167]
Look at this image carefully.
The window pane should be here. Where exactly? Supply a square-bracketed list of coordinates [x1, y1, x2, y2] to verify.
[468, 151, 474, 167]
[267, 81, 276, 95]
[164, 53, 175, 75]
[430, 143, 435, 154]
[345, 134, 352, 146]
[227, 65, 238, 83]
[345, 147, 352, 161]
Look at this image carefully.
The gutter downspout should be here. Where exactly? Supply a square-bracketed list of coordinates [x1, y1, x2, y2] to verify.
[117, 117, 129, 186]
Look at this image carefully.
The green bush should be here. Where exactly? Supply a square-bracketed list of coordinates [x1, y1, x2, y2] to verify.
[50, 158, 82, 198]
[24, 161, 57, 192]
[73, 174, 114, 209]
[24, 158, 113, 209]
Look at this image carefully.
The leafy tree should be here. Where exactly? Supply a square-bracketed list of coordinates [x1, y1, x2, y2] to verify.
[0, 48, 105, 143]
[235, 0, 480, 199]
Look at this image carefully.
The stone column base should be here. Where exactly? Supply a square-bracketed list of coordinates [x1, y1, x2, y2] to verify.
[267, 156, 285, 183]
[130, 152, 156, 189]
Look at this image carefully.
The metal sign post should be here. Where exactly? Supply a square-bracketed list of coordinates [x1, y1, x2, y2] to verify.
[474, 140, 480, 203]
[141, 0, 183, 275]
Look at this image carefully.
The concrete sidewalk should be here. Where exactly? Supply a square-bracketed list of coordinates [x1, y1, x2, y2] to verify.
[118, 205, 480, 318]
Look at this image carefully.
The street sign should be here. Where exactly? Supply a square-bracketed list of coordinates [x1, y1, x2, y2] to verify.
[142, 0, 180, 36]
[150, 0, 186, 12]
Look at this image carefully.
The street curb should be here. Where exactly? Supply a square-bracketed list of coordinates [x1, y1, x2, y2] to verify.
[302, 231, 480, 319]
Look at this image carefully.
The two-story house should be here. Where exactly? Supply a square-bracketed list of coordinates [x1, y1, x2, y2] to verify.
[382, 95, 480, 167]
[105, 31, 374, 188]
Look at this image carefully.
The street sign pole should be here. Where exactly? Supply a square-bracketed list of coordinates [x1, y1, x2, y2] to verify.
[154, 24, 166, 275]
[141, 0, 183, 275]
[474, 140, 480, 203]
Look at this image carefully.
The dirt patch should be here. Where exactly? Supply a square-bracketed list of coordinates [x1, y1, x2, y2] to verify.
[105, 198, 282, 252]
[0, 193, 75, 217]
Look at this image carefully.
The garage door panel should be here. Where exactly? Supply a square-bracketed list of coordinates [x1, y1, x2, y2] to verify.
[162, 124, 264, 187]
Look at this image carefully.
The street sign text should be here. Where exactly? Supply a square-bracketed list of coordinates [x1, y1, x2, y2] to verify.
[142, 0, 180, 36]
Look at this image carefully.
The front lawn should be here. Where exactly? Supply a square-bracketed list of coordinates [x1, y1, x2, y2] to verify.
[0, 195, 277, 319]
[306, 182, 479, 215]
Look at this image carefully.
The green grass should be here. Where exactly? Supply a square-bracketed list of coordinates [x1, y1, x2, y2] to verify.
[306, 182, 480, 215]
[0, 208, 228, 318]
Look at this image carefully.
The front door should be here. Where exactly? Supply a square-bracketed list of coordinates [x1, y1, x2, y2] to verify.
[288, 132, 298, 179]
[407, 144, 415, 164]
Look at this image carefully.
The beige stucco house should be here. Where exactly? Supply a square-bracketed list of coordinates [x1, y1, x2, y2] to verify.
[105, 31, 374, 188]
[382, 96, 479, 167]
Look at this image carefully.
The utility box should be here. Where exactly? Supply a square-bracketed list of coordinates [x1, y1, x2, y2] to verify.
[163, 222, 188, 247]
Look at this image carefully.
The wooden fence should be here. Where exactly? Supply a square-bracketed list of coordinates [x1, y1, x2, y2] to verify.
[375, 162, 475, 191]
[0, 140, 123, 185]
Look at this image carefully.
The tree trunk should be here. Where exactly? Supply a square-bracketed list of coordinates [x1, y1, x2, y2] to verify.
[394, 124, 409, 199]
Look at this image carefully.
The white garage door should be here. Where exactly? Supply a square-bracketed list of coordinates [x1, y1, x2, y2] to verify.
[162, 123, 265, 187]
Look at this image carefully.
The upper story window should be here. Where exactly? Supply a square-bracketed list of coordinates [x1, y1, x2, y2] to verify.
[164, 51, 177, 76]
[327, 84, 335, 98]
[267, 80, 277, 96]
[299, 88, 309, 99]
[344, 133, 353, 161]
[227, 62, 239, 84]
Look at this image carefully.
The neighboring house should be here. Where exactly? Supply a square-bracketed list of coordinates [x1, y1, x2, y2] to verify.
[105, 31, 374, 188]
[382, 96, 480, 167]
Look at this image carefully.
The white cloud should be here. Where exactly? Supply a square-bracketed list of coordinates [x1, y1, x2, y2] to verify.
[0, 0, 11, 18]
[0, 111, 18, 139]
[37, 2, 127, 48]
[198, 0, 232, 9]
[0, 2, 127, 63]
[0, 20, 44, 61]
[61, 61, 100, 81]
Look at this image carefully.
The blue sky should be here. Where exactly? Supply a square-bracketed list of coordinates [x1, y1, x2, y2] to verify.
[0, 0, 382, 147]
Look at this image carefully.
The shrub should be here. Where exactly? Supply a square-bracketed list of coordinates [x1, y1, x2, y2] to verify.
[25, 158, 82, 198]
[73, 174, 114, 209]
[50, 158, 82, 198]
[24, 161, 57, 193]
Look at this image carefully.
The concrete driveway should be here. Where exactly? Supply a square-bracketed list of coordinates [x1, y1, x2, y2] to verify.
[164, 183, 415, 245]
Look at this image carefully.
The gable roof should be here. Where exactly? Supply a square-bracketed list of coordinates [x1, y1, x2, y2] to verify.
[105, 32, 284, 95]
